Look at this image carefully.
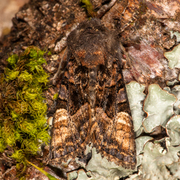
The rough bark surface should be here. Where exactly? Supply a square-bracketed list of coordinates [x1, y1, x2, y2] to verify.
[1, 0, 180, 179]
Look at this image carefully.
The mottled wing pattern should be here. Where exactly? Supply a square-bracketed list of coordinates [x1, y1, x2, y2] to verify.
[50, 103, 90, 163]
[50, 18, 136, 170]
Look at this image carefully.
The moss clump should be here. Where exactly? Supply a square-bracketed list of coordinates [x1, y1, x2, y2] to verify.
[80, 0, 96, 17]
[0, 47, 50, 164]
[53, 93, 59, 100]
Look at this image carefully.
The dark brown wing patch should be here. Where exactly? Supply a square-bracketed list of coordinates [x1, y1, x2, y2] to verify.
[50, 18, 136, 170]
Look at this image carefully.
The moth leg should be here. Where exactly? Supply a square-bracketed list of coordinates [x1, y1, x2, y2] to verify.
[50, 48, 68, 85]
[120, 42, 151, 83]
[97, 0, 117, 18]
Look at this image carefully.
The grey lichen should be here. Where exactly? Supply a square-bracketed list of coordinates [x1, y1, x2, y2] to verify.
[143, 84, 176, 133]
[67, 147, 134, 180]
[164, 44, 180, 69]
[126, 81, 146, 132]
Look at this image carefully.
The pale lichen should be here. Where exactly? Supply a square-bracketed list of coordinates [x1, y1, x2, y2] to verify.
[126, 81, 146, 132]
[164, 44, 180, 69]
[143, 84, 176, 133]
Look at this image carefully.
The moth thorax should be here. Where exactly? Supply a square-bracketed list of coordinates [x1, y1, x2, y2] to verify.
[88, 67, 97, 109]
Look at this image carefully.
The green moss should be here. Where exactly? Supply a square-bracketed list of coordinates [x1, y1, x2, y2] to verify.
[48, 51, 52, 56]
[27, 160, 58, 180]
[0, 47, 50, 168]
[7, 54, 18, 67]
[80, 0, 96, 17]
[5, 68, 19, 81]
[53, 93, 58, 100]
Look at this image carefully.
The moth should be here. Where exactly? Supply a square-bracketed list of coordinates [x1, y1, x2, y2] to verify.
[50, 18, 136, 171]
